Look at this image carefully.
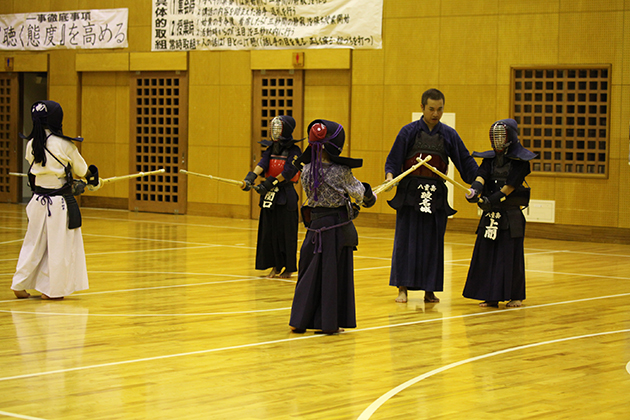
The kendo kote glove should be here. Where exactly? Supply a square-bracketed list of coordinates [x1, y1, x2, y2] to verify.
[86, 165, 100, 186]
[361, 182, 377, 208]
[466, 180, 484, 203]
[242, 171, 257, 192]
[256, 176, 279, 195]
[72, 180, 87, 196]
[478, 191, 507, 212]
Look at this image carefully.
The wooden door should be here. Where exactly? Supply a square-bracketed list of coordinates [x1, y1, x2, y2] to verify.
[250, 70, 303, 219]
[129, 72, 188, 214]
[0, 74, 20, 203]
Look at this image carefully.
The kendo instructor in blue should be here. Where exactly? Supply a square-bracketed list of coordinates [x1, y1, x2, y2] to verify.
[385, 89, 478, 303]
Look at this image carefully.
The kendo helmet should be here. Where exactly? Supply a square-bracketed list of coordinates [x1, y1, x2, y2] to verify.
[21, 100, 83, 165]
[22, 100, 83, 142]
[475, 118, 536, 161]
[270, 115, 296, 142]
[306, 119, 362, 168]
[489, 120, 511, 153]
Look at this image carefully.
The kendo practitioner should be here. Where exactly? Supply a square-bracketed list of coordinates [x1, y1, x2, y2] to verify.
[463, 118, 536, 308]
[242, 115, 302, 279]
[12, 100, 101, 300]
[288, 119, 376, 335]
[385, 89, 478, 303]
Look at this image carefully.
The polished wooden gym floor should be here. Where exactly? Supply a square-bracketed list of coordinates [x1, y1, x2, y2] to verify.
[1, 202, 629, 419]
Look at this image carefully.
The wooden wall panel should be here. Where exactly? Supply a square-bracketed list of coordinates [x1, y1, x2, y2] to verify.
[0, 74, 19, 203]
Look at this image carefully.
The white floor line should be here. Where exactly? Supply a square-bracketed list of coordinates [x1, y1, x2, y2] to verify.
[0, 275, 290, 304]
[0, 410, 48, 420]
[523, 268, 630, 281]
[0, 334, 321, 383]
[1, 307, 292, 317]
[357, 329, 630, 420]
[82, 214, 259, 232]
[0, 239, 25, 245]
[359, 261, 630, 282]
[1, 241, 254, 263]
[1, 293, 629, 383]
[346, 292, 630, 333]
[87, 270, 260, 278]
[82, 232, 227, 246]
[85, 244, 220, 257]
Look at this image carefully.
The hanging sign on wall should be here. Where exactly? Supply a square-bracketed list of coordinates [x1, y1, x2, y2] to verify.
[152, 0, 383, 51]
[0, 8, 128, 51]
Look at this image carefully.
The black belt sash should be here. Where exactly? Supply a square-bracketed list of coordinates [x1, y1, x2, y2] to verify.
[33, 184, 82, 229]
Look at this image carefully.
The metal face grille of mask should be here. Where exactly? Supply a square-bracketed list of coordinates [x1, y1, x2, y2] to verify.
[490, 122, 509, 152]
[271, 117, 283, 141]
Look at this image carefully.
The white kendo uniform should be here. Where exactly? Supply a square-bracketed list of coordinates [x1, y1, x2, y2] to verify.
[12, 130, 90, 298]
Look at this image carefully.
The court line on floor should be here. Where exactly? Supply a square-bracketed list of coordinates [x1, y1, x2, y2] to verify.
[0, 241, 253, 262]
[82, 215, 260, 232]
[355, 262, 630, 281]
[3, 263, 628, 307]
[0, 273, 295, 306]
[2, 307, 292, 317]
[0, 410, 47, 420]
[82, 232, 245, 248]
[1, 292, 629, 383]
[0, 334, 323, 383]
[8, 218, 628, 259]
[0, 209, 260, 233]
[447, 262, 630, 281]
[0, 238, 25, 245]
[357, 328, 630, 420]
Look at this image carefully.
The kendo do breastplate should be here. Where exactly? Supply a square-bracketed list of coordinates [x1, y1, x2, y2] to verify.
[404, 131, 448, 178]
[488, 156, 531, 208]
[488, 157, 511, 195]
[266, 148, 299, 182]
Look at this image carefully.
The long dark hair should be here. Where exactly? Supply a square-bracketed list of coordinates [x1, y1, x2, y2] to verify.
[21, 102, 53, 165]
[20, 101, 82, 166]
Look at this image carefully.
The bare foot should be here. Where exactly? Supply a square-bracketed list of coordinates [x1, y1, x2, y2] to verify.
[479, 301, 498, 308]
[290, 326, 305, 333]
[506, 300, 522, 308]
[277, 270, 293, 279]
[424, 291, 440, 303]
[13, 290, 30, 299]
[266, 268, 279, 278]
[41, 294, 64, 300]
[395, 287, 408, 303]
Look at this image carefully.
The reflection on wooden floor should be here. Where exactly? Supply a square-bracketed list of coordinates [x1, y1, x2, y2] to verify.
[1, 202, 629, 420]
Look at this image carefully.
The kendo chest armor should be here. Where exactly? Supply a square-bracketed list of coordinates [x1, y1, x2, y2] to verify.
[266, 149, 299, 182]
[488, 157, 530, 208]
[488, 158, 511, 195]
[404, 131, 448, 178]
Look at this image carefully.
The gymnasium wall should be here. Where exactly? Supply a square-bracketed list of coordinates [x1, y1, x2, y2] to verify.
[0, 0, 628, 235]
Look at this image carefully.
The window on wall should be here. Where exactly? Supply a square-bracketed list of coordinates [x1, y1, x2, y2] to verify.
[129, 71, 188, 214]
[511, 66, 611, 177]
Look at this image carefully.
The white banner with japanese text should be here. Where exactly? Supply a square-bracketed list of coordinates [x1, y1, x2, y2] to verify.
[152, 0, 383, 51]
[0, 8, 128, 51]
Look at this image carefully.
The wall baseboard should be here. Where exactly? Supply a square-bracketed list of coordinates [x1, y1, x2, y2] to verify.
[355, 214, 630, 245]
[446, 218, 630, 245]
[81, 196, 128, 210]
[186, 202, 250, 219]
